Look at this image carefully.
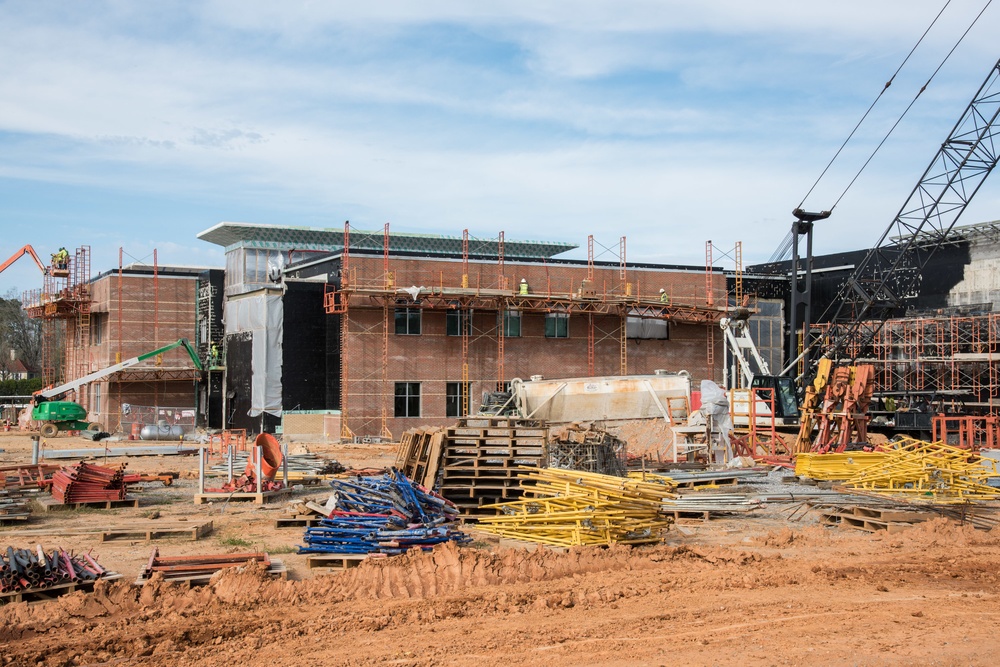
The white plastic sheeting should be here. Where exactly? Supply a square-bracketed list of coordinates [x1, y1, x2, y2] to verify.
[225, 292, 283, 417]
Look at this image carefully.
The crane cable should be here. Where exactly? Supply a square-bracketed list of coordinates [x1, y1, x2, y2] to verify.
[765, 0, 968, 264]
[796, 0, 955, 210]
[828, 0, 993, 211]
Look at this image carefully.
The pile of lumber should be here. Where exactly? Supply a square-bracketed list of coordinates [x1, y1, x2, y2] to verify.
[843, 438, 1000, 503]
[51, 462, 130, 504]
[299, 468, 469, 555]
[474, 468, 675, 547]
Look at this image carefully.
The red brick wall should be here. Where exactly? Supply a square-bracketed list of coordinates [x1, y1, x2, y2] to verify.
[66, 273, 199, 430]
[342, 255, 723, 437]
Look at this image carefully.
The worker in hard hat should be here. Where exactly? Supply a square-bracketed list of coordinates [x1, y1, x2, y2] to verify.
[659, 288, 670, 304]
[52, 247, 69, 270]
[519, 278, 529, 296]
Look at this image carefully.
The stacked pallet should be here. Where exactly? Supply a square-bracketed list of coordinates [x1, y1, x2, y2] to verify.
[395, 426, 445, 488]
[439, 417, 548, 513]
[51, 462, 130, 504]
[475, 468, 674, 547]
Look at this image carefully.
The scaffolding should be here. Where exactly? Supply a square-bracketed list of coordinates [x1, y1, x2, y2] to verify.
[814, 312, 1000, 412]
[324, 223, 728, 438]
[22, 246, 92, 397]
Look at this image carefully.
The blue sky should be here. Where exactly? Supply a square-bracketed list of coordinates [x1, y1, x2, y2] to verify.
[2, 1, 998, 295]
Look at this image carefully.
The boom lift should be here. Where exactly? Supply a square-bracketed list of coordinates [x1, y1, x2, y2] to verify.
[0, 245, 47, 277]
[32, 338, 204, 437]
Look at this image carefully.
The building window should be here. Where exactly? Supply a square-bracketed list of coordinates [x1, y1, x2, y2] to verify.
[446, 381, 470, 417]
[394, 308, 422, 335]
[394, 382, 421, 417]
[93, 384, 101, 414]
[446, 309, 472, 336]
[544, 312, 569, 338]
[501, 310, 521, 337]
[627, 312, 669, 340]
[90, 313, 104, 345]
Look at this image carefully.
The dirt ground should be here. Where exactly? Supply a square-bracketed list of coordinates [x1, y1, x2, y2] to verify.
[2, 431, 1000, 666]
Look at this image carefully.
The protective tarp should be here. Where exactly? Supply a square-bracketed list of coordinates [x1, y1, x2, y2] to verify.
[225, 292, 283, 417]
[700, 379, 733, 460]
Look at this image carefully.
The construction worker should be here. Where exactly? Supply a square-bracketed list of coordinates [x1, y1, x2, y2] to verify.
[659, 288, 670, 304]
[52, 247, 69, 270]
[210, 342, 219, 367]
[519, 278, 529, 296]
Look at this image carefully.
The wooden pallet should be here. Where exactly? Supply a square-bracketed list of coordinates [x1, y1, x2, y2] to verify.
[0, 573, 123, 606]
[820, 511, 915, 534]
[39, 497, 139, 512]
[193, 488, 293, 505]
[275, 515, 324, 528]
[99, 520, 214, 542]
[305, 553, 379, 570]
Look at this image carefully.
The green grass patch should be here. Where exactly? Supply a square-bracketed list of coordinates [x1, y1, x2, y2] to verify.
[218, 536, 254, 548]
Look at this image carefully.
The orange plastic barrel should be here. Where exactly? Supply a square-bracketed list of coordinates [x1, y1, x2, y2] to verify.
[249, 432, 283, 480]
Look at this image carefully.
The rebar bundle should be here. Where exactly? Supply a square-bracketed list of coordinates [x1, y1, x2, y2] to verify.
[0, 545, 106, 594]
[547, 425, 627, 477]
[299, 468, 471, 555]
[50, 462, 129, 504]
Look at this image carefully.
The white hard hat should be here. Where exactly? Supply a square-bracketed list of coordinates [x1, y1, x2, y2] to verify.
[659, 288, 665, 293]
[521, 278, 527, 283]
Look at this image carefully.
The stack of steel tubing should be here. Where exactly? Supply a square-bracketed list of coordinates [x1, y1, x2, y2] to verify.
[0, 545, 106, 594]
[50, 462, 129, 504]
[844, 438, 1000, 503]
[474, 467, 675, 547]
[795, 452, 888, 480]
[298, 468, 470, 555]
[138, 548, 271, 583]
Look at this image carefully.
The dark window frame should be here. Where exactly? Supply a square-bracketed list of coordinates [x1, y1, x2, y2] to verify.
[394, 307, 422, 335]
[394, 382, 421, 417]
[544, 312, 569, 338]
[445, 381, 470, 417]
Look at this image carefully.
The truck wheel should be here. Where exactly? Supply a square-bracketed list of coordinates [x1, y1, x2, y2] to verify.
[40, 423, 58, 438]
[88, 422, 103, 432]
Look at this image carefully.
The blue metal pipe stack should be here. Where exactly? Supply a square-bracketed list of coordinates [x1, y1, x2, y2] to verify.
[298, 468, 471, 555]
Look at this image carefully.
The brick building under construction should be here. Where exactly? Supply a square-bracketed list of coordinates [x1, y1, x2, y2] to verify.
[198, 222, 729, 439]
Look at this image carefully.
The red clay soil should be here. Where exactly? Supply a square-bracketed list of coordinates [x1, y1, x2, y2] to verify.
[2, 519, 1000, 666]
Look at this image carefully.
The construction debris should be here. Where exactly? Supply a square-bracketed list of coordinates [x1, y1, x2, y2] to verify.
[298, 468, 470, 556]
[843, 438, 1000, 503]
[135, 548, 285, 585]
[547, 423, 627, 477]
[474, 467, 674, 547]
[395, 426, 445, 488]
[1, 545, 115, 598]
[50, 462, 131, 504]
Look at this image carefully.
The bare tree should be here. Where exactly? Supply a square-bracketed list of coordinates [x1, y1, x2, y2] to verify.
[0, 289, 41, 380]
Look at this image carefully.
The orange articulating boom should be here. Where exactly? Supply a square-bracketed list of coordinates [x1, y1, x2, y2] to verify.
[0, 245, 47, 276]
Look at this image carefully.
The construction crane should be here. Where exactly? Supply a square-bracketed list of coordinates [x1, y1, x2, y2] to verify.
[728, 57, 1000, 453]
[791, 56, 1000, 452]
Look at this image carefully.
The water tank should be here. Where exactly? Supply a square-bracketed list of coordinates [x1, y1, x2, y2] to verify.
[139, 424, 185, 440]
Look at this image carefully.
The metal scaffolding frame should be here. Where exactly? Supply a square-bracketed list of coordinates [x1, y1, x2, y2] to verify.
[324, 222, 727, 437]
